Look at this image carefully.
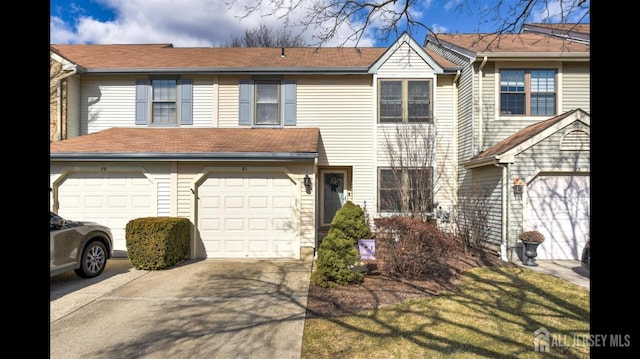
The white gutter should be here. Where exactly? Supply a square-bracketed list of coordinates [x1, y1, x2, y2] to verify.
[56, 64, 78, 141]
[477, 56, 487, 153]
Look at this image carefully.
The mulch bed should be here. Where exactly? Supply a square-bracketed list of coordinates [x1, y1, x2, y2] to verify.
[305, 252, 518, 319]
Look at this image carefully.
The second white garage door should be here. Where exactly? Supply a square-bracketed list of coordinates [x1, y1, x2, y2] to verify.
[198, 172, 298, 259]
[56, 172, 156, 253]
[525, 174, 590, 260]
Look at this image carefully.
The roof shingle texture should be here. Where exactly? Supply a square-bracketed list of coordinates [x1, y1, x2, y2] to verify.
[50, 128, 320, 154]
[50, 43, 457, 69]
[429, 33, 589, 53]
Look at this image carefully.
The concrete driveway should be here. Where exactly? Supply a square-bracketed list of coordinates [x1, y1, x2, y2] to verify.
[50, 253, 314, 359]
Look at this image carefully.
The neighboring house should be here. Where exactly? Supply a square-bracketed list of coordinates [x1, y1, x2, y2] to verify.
[50, 24, 590, 262]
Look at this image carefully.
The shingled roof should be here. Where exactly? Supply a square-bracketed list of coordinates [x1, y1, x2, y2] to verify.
[50, 127, 320, 160]
[50, 43, 457, 71]
[426, 32, 590, 55]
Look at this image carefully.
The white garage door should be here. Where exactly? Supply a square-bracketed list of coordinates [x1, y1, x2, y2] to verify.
[198, 172, 297, 258]
[57, 172, 156, 252]
[526, 174, 590, 260]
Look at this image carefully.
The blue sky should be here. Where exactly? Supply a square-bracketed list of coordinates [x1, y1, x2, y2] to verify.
[50, 0, 590, 47]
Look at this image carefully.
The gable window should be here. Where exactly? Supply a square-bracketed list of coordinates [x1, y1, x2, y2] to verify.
[379, 79, 432, 123]
[500, 69, 556, 116]
[378, 168, 433, 213]
[239, 79, 297, 127]
[135, 78, 193, 126]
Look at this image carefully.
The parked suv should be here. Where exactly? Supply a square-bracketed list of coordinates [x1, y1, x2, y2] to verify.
[50, 212, 114, 278]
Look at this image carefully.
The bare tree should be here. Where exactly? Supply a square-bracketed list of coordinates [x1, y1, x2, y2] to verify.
[223, 23, 307, 47]
[226, 0, 590, 47]
[50, 58, 64, 142]
[380, 123, 438, 220]
[453, 184, 494, 256]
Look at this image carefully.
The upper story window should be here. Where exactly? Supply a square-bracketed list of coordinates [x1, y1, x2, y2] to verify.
[239, 79, 297, 127]
[500, 69, 556, 116]
[152, 79, 177, 124]
[379, 79, 432, 123]
[135, 78, 192, 126]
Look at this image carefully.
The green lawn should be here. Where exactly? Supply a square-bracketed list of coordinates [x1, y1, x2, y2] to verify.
[301, 267, 589, 358]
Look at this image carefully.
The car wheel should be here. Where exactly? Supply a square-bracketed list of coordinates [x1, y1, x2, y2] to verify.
[75, 240, 108, 278]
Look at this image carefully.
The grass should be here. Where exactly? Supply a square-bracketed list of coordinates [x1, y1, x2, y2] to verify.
[301, 267, 590, 358]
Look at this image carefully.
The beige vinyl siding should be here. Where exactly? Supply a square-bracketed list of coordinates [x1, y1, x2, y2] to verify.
[456, 63, 476, 198]
[157, 175, 171, 216]
[81, 76, 215, 134]
[434, 75, 457, 210]
[297, 75, 375, 210]
[458, 64, 475, 161]
[66, 76, 82, 138]
[560, 63, 590, 113]
[82, 76, 138, 134]
[176, 162, 196, 219]
[377, 42, 437, 77]
[217, 76, 241, 128]
[191, 77, 216, 127]
[466, 166, 503, 249]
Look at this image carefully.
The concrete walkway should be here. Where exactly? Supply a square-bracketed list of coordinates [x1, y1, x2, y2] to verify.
[516, 259, 590, 290]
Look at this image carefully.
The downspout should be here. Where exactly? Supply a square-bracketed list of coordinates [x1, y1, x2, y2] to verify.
[477, 56, 487, 153]
[452, 70, 460, 213]
[501, 162, 509, 261]
[56, 64, 78, 141]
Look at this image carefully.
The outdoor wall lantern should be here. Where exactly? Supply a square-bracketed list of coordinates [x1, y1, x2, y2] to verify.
[304, 174, 312, 193]
[513, 176, 525, 195]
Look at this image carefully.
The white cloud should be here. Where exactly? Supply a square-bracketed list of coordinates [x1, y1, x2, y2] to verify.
[49, 0, 379, 47]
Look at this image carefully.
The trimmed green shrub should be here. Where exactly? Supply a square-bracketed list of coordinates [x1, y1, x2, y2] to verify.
[311, 201, 371, 288]
[126, 217, 190, 270]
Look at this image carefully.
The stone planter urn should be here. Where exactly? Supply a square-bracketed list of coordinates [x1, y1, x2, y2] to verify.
[519, 231, 545, 267]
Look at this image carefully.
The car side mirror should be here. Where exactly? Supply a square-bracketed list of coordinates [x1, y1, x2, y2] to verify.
[50, 215, 65, 229]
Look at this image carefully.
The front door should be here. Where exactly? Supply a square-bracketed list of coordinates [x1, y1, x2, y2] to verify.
[320, 170, 347, 226]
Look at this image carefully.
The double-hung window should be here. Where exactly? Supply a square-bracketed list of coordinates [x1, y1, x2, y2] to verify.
[239, 79, 297, 127]
[378, 168, 433, 213]
[500, 69, 556, 116]
[379, 79, 432, 123]
[135, 78, 193, 126]
[151, 79, 177, 124]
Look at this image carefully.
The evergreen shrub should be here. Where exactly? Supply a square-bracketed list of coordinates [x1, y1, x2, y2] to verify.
[311, 201, 371, 288]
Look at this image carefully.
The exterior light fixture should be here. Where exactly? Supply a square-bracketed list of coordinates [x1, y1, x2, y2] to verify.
[513, 176, 525, 195]
[303, 174, 312, 193]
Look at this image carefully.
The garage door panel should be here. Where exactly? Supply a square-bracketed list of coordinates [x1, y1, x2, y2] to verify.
[226, 196, 245, 208]
[107, 195, 128, 208]
[249, 241, 268, 252]
[225, 218, 245, 231]
[526, 174, 589, 260]
[249, 196, 268, 208]
[198, 172, 297, 258]
[249, 218, 268, 230]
